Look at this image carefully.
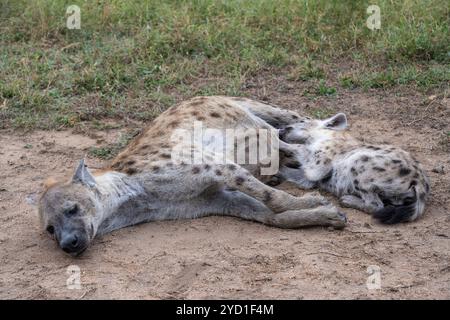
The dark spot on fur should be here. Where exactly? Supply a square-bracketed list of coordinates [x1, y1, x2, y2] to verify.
[192, 166, 200, 174]
[399, 167, 411, 176]
[351, 167, 357, 176]
[392, 159, 401, 164]
[361, 155, 369, 162]
[291, 114, 299, 119]
[191, 111, 199, 116]
[316, 160, 321, 165]
[210, 112, 221, 118]
[126, 168, 137, 175]
[286, 162, 301, 169]
[204, 164, 211, 170]
[227, 164, 237, 171]
[354, 179, 359, 185]
[160, 153, 171, 159]
[321, 170, 333, 183]
[215, 169, 222, 176]
[235, 176, 245, 185]
[168, 121, 180, 128]
[263, 191, 272, 202]
[385, 178, 393, 184]
[152, 166, 160, 173]
[373, 167, 386, 172]
[190, 100, 204, 107]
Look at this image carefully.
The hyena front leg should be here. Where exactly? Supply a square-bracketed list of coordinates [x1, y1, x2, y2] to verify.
[217, 164, 331, 213]
[221, 167, 347, 228]
[195, 186, 346, 229]
[143, 164, 346, 228]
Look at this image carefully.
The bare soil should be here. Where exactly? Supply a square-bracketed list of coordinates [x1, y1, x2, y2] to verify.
[0, 83, 449, 299]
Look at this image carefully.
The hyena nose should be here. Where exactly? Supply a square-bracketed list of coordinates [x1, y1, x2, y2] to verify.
[59, 233, 79, 253]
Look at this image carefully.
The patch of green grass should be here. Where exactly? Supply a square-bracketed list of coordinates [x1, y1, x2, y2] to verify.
[288, 58, 326, 81]
[339, 76, 358, 89]
[339, 65, 450, 90]
[88, 130, 140, 160]
[315, 80, 337, 96]
[0, 0, 448, 129]
[309, 108, 335, 119]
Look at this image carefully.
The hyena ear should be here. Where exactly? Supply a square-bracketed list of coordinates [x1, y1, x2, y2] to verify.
[322, 113, 348, 131]
[72, 159, 96, 188]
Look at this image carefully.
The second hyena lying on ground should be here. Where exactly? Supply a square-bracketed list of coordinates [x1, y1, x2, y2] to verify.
[37, 96, 347, 256]
[278, 113, 430, 224]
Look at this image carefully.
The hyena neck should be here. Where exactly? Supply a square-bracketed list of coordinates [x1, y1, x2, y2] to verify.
[91, 171, 149, 235]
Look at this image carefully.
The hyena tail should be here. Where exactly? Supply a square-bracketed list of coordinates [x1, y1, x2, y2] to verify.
[373, 185, 428, 224]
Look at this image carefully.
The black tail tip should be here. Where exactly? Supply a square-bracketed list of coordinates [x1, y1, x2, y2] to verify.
[373, 204, 416, 224]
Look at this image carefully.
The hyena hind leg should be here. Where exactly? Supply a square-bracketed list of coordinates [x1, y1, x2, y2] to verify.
[236, 99, 304, 127]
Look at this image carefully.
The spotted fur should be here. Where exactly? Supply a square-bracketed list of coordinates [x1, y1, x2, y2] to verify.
[279, 113, 430, 224]
[37, 97, 347, 256]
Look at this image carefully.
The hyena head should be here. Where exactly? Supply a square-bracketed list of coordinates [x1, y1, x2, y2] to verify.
[38, 159, 98, 256]
[279, 113, 348, 144]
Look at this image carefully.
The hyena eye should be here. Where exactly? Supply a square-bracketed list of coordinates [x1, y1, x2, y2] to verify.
[65, 204, 79, 216]
[46, 225, 55, 235]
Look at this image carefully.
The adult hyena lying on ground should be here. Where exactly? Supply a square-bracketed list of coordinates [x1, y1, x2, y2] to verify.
[38, 96, 347, 256]
[278, 113, 430, 224]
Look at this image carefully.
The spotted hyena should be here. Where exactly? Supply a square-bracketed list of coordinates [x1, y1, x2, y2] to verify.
[37, 96, 347, 256]
[278, 113, 430, 224]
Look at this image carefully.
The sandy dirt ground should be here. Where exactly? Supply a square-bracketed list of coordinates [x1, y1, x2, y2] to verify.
[0, 82, 449, 299]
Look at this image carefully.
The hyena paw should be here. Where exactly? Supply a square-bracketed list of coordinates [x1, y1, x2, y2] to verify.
[322, 205, 347, 229]
[302, 192, 330, 207]
[340, 195, 360, 208]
